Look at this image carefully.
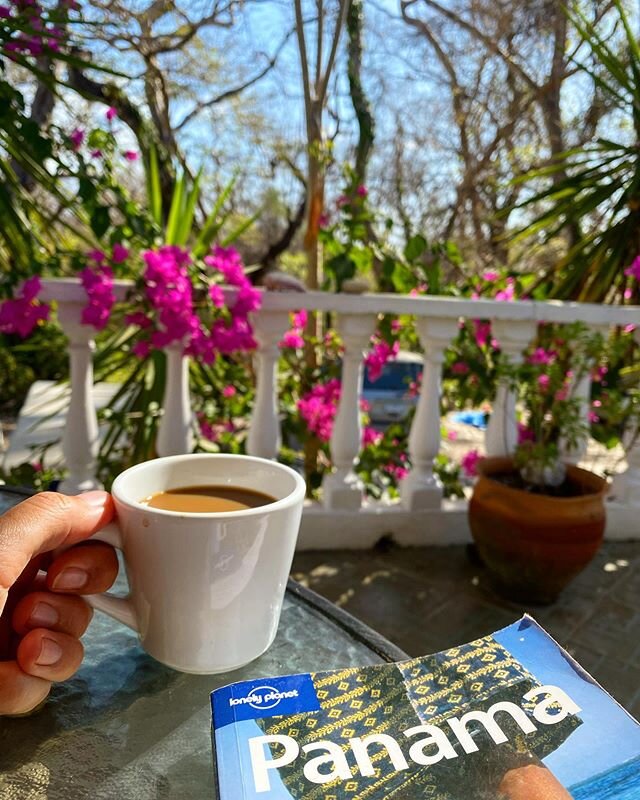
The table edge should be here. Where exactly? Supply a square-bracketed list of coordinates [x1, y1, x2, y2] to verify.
[286, 578, 409, 664]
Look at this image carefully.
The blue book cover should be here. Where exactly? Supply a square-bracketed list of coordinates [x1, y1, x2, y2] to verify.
[211, 616, 640, 799]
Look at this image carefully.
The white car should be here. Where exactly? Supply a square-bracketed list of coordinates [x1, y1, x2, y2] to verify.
[363, 351, 422, 427]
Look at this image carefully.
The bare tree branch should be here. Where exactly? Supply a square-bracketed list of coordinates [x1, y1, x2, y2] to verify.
[318, 0, 350, 103]
[175, 30, 293, 132]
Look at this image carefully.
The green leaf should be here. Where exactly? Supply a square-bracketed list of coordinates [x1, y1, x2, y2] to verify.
[193, 174, 238, 257]
[404, 234, 427, 262]
[221, 212, 259, 246]
[176, 168, 203, 245]
[146, 145, 163, 226]
[90, 206, 111, 239]
[165, 171, 185, 245]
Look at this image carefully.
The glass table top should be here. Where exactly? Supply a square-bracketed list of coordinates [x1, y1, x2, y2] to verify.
[0, 486, 405, 799]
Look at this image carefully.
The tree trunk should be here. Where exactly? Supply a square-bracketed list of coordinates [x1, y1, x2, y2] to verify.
[347, 0, 375, 186]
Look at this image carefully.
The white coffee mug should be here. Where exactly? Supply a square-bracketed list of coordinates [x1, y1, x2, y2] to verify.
[87, 454, 306, 674]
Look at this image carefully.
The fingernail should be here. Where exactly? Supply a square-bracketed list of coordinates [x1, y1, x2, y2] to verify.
[51, 567, 88, 591]
[37, 637, 62, 666]
[30, 602, 59, 628]
[79, 490, 108, 511]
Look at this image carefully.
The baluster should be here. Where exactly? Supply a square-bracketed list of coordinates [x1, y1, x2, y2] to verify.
[401, 318, 458, 510]
[323, 313, 377, 510]
[57, 302, 101, 493]
[559, 324, 609, 464]
[247, 310, 290, 459]
[485, 319, 537, 457]
[156, 344, 194, 457]
[609, 417, 640, 505]
[611, 328, 640, 505]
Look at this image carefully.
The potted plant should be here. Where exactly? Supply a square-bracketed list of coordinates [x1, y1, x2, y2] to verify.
[468, 324, 608, 604]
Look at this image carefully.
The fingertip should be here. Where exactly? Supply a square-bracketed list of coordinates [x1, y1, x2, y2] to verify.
[0, 660, 51, 717]
[17, 629, 84, 682]
[46, 542, 119, 595]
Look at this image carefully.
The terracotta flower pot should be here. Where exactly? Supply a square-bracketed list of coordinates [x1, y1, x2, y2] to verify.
[468, 456, 607, 604]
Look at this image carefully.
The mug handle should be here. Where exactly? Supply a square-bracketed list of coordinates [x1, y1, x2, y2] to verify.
[85, 522, 139, 632]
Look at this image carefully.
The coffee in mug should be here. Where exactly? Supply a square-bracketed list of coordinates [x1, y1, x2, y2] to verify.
[140, 485, 276, 513]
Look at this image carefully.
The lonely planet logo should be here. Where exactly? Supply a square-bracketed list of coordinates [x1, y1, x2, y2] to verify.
[229, 685, 300, 712]
[213, 673, 321, 728]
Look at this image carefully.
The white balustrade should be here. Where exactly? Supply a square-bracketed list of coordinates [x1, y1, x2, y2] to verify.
[56, 301, 102, 493]
[156, 345, 194, 457]
[485, 319, 538, 457]
[8, 279, 637, 543]
[247, 310, 291, 459]
[323, 313, 377, 510]
[401, 318, 458, 510]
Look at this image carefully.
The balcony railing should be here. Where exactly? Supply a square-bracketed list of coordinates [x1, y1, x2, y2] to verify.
[7, 278, 637, 546]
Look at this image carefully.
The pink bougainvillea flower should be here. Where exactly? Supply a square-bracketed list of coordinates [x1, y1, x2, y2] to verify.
[365, 336, 399, 382]
[451, 361, 469, 375]
[90, 149, 103, 159]
[318, 213, 330, 229]
[125, 312, 151, 329]
[132, 340, 151, 359]
[124, 150, 139, 161]
[537, 374, 551, 391]
[292, 309, 307, 329]
[209, 284, 225, 308]
[281, 330, 305, 349]
[409, 283, 428, 296]
[624, 288, 633, 300]
[624, 255, 640, 281]
[473, 320, 492, 348]
[70, 128, 84, 150]
[588, 411, 599, 424]
[88, 249, 106, 263]
[106, 106, 118, 122]
[362, 426, 383, 448]
[407, 372, 422, 398]
[0, 7, 11, 19]
[384, 462, 409, 481]
[298, 378, 341, 442]
[222, 385, 236, 398]
[356, 185, 368, 197]
[80, 265, 115, 330]
[0, 276, 50, 338]
[205, 246, 246, 286]
[461, 449, 481, 478]
[447, 430, 458, 441]
[528, 347, 556, 365]
[495, 277, 516, 302]
[336, 195, 349, 208]
[517, 423, 536, 445]
[281, 309, 307, 349]
[111, 243, 129, 264]
[624, 323, 636, 334]
[482, 270, 499, 282]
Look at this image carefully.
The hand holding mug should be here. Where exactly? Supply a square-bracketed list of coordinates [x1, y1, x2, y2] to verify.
[0, 491, 118, 716]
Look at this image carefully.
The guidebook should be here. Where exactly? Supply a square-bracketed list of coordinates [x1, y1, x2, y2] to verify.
[210, 616, 640, 799]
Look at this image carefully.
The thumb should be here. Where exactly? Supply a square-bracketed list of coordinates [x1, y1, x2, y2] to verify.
[0, 491, 114, 615]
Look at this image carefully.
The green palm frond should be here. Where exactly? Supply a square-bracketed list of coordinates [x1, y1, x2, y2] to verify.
[510, 0, 640, 302]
